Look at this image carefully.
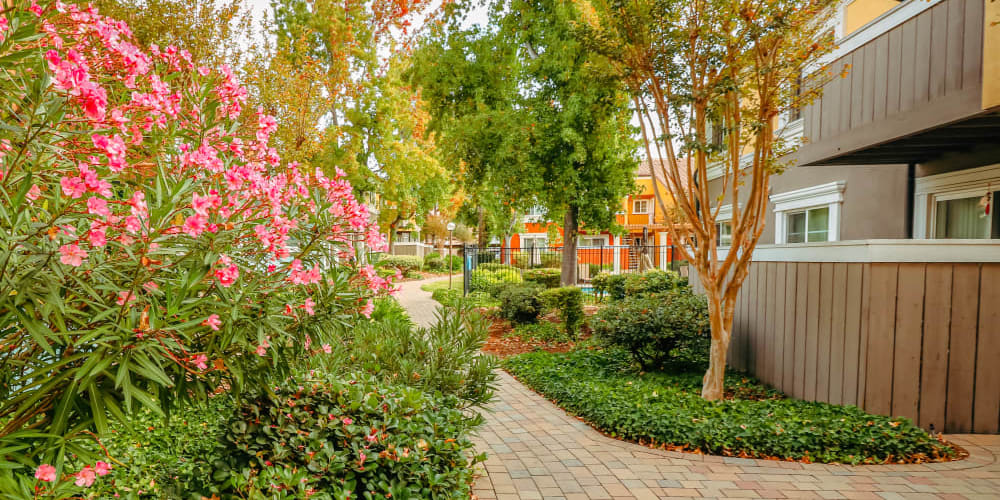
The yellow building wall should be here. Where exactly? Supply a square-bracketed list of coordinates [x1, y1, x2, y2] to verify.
[984, 0, 1000, 110]
[844, 0, 900, 36]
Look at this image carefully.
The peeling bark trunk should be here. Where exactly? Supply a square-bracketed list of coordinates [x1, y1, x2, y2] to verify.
[702, 290, 734, 400]
[560, 206, 579, 286]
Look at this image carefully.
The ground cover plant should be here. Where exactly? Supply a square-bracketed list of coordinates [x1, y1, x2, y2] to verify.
[503, 349, 958, 464]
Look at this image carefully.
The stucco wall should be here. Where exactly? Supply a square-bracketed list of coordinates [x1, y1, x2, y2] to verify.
[707, 164, 911, 244]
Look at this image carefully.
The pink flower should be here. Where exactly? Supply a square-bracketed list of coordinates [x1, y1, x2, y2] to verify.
[74, 465, 95, 487]
[26, 185, 41, 201]
[342, 417, 353, 426]
[34, 464, 57, 482]
[60, 176, 85, 198]
[366, 432, 378, 443]
[358, 451, 367, 465]
[214, 256, 239, 287]
[302, 298, 315, 316]
[202, 314, 221, 331]
[116, 291, 136, 306]
[29, 1, 43, 17]
[191, 354, 208, 371]
[182, 214, 206, 237]
[94, 461, 112, 476]
[360, 299, 374, 319]
[124, 215, 141, 234]
[191, 192, 217, 216]
[255, 344, 267, 356]
[59, 243, 87, 267]
[87, 197, 110, 217]
[88, 227, 107, 247]
[142, 281, 159, 292]
[322, 344, 332, 354]
[197, 66, 211, 76]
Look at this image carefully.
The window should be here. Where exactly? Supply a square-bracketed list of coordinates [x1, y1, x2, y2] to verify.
[914, 164, 1000, 239]
[716, 222, 732, 247]
[788, 73, 804, 122]
[785, 206, 830, 243]
[579, 236, 606, 247]
[934, 193, 997, 239]
[771, 181, 845, 244]
[632, 199, 650, 214]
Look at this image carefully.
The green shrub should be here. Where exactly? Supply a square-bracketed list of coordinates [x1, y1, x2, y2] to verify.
[538, 251, 561, 268]
[432, 287, 462, 307]
[524, 268, 561, 288]
[591, 290, 710, 370]
[588, 264, 612, 278]
[476, 251, 496, 264]
[423, 252, 444, 270]
[225, 374, 484, 499]
[497, 284, 544, 325]
[470, 268, 523, 296]
[623, 270, 686, 296]
[591, 272, 627, 301]
[477, 262, 519, 273]
[539, 287, 585, 337]
[377, 255, 424, 274]
[507, 322, 571, 343]
[502, 349, 957, 464]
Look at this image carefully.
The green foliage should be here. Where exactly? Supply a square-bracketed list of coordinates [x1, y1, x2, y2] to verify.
[591, 272, 627, 301]
[591, 291, 711, 370]
[497, 284, 544, 325]
[476, 262, 519, 273]
[507, 322, 571, 343]
[376, 255, 424, 274]
[431, 289, 498, 309]
[588, 264, 612, 279]
[503, 349, 957, 464]
[317, 304, 499, 408]
[225, 374, 484, 499]
[423, 252, 461, 272]
[524, 268, 561, 289]
[623, 270, 687, 297]
[539, 287, 585, 337]
[470, 268, 523, 296]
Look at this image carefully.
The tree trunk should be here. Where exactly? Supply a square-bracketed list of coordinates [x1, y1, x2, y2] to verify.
[701, 291, 734, 400]
[560, 206, 579, 286]
[437, 237, 446, 256]
[387, 220, 398, 254]
[477, 207, 487, 248]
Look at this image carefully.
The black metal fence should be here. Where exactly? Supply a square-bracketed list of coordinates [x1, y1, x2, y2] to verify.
[461, 244, 682, 295]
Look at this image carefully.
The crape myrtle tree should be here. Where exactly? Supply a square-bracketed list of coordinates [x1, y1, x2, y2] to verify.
[0, 0, 393, 482]
[575, 0, 837, 399]
[500, 0, 638, 286]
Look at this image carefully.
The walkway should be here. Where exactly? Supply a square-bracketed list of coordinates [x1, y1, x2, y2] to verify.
[396, 279, 1000, 500]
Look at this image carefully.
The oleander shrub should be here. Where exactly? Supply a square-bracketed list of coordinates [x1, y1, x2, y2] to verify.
[623, 270, 686, 297]
[503, 349, 957, 464]
[591, 290, 710, 370]
[224, 374, 485, 499]
[591, 272, 627, 301]
[497, 284, 544, 325]
[0, 0, 392, 482]
[318, 303, 499, 408]
[377, 255, 424, 274]
[523, 268, 561, 289]
[539, 286, 584, 337]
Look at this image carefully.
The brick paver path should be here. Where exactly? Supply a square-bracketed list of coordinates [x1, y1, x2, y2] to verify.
[397, 279, 1000, 499]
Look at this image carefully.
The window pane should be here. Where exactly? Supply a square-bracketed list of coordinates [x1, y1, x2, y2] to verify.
[787, 212, 806, 243]
[806, 206, 830, 242]
[717, 222, 732, 246]
[935, 196, 991, 239]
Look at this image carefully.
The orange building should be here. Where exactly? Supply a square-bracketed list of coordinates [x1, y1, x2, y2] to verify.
[506, 159, 681, 277]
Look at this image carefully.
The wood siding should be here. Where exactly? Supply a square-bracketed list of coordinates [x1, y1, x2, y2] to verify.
[797, 0, 985, 166]
[692, 261, 1000, 433]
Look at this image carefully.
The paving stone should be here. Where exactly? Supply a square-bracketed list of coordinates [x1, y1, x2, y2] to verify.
[392, 278, 1000, 500]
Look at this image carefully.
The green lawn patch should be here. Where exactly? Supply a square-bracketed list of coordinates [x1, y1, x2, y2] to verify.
[502, 349, 957, 464]
[423, 279, 499, 308]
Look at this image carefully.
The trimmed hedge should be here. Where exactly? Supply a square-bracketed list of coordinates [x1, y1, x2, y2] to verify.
[377, 255, 423, 274]
[539, 287, 584, 337]
[590, 290, 711, 370]
[470, 268, 522, 296]
[591, 272, 626, 301]
[497, 284, 544, 325]
[503, 349, 957, 464]
[523, 268, 561, 288]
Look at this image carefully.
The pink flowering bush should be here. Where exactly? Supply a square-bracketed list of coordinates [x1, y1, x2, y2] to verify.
[0, 0, 392, 484]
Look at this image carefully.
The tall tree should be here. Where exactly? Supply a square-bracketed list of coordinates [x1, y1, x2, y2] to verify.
[500, 0, 638, 285]
[577, 0, 837, 399]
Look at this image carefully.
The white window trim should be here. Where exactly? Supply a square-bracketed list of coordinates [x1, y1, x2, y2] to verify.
[632, 199, 650, 215]
[913, 164, 1000, 239]
[578, 234, 610, 248]
[771, 181, 846, 244]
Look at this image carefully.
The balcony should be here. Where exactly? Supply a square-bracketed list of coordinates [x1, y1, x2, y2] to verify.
[794, 0, 1000, 167]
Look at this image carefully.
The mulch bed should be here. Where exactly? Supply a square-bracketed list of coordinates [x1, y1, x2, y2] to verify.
[480, 313, 592, 358]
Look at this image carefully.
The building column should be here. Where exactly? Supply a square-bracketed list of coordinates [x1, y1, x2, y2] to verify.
[612, 235, 621, 274]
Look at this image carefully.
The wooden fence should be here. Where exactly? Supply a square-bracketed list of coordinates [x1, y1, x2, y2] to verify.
[693, 257, 1000, 433]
